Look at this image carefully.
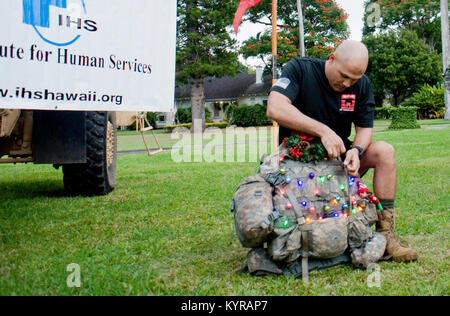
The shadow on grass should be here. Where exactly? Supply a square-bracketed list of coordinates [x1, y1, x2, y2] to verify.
[0, 179, 67, 200]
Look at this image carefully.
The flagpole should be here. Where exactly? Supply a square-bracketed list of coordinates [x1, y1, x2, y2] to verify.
[441, 0, 450, 120]
[297, 0, 306, 57]
[272, 0, 279, 153]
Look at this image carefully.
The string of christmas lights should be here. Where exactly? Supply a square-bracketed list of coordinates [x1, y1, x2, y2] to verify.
[276, 154, 383, 226]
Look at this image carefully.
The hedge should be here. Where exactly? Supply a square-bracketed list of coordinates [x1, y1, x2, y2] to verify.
[401, 84, 445, 119]
[388, 107, 420, 130]
[164, 122, 228, 133]
[374, 107, 392, 120]
[176, 107, 212, 124]
[227, 104, 272, 127]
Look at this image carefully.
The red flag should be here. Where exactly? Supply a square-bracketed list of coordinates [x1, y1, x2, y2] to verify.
[233, 0, 263, 34]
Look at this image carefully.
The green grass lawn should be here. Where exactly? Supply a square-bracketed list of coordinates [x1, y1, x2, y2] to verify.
[117, 119, 450, 152]
[0, 123, 449, 295]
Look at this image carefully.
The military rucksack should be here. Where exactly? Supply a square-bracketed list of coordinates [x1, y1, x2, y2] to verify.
[232, 148, 386, 278]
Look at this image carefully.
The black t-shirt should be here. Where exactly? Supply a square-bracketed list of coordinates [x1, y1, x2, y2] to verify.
[270, 57, 375, 147]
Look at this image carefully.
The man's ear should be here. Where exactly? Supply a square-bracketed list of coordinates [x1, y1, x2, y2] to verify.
[328, 53, 336, 62]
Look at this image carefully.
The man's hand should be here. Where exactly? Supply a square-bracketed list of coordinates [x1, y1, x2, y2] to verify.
[320, 130, 346, 159]
[343, 148, 360, 176]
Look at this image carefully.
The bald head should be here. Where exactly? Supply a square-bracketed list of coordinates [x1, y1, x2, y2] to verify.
[325, 40, 369, 92]
[334, 40, 369, 76]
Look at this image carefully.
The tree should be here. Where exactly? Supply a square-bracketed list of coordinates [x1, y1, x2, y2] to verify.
[363, 29, 442, 106]
[239, 0, 349, 71]
[177, 0, 240, 132]
[363, 0, 442, 53]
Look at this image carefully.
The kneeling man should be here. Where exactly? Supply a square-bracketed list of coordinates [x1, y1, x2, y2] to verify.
[267, 40, 418, 262]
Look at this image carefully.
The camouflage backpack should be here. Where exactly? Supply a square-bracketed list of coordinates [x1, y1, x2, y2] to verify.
[232, 148, 386, 274]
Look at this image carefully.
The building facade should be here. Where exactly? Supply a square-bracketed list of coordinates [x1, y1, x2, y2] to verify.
[173, 68, 272, 124]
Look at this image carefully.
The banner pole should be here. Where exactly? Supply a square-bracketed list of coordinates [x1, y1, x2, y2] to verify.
[272, 0, 279, 153]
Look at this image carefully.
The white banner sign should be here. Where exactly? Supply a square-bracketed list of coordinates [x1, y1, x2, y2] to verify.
[0, 0, 176, 112]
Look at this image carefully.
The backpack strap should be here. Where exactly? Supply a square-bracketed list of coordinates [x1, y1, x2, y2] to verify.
[264, 173, 286, 187]
[285, 187, 306, 225]
[285, 185, 312, 282]
[300, 224, 313, 282]
[267, 209, 282, 224]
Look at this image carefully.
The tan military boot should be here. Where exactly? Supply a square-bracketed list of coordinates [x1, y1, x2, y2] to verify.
[376, 209, 418, 262]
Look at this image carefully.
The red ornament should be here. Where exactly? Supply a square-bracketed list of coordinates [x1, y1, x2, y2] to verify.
[357, 187, 370, 199]
[289, 146, 304, 159]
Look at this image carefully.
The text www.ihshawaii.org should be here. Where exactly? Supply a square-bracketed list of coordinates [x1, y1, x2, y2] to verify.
[0, 87, 123, 105]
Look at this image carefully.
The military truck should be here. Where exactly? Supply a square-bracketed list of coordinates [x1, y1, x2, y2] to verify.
[0, 109, 118, 196]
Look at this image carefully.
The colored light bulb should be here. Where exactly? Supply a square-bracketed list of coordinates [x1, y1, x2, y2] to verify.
[333, 212, 339, 218]
[342, 203, 349, 210]
[331, 198, 339, 206]
[282, 218, 290, 227]
[286, 177, 292, 183]
[279, 155, 285, 163]
[335, 195, 341, 202]
[308, 206, 316, 214]
[286, 202, 293, 210]
[324, 205, 331, 212]
[314, 188, 320, 196]
[309, 173, 315, 179]
[340, 184, 346, 191]
[301, 201, 308, 207]
[280, 169, 286, 175]
[297, 179, 304, 187]
[319, 176, 325, 183]
[318, 216, 324, 222]
[305, 217, 312, 224]
[280, 189, 286, 196]
[352, 208, 357, 215]
[327, 174, 333, 180]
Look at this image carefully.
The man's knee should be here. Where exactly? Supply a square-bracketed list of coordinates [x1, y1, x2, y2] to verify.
[368, 141, 395, 163]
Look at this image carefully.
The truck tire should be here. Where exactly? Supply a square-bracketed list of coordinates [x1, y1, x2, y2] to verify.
[62, 111, 117, 196]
